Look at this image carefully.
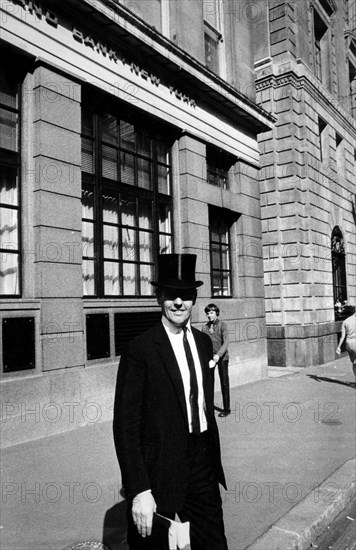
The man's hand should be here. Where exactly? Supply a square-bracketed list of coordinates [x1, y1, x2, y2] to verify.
[132, 491, 157, 537]
[336, 347, 341, 355]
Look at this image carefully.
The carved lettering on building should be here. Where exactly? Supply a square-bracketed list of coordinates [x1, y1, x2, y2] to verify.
[11, 0, 58, 26]
[72, 28, 196, 106]
[169, 86, 197, 107]
[5, 0, 196, 109]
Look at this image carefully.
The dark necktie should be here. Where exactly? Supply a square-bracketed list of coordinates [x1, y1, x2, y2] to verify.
[182, 326, 200, 434]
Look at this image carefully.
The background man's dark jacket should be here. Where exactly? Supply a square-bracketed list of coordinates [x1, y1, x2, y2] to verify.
[113, 322, 226, 514]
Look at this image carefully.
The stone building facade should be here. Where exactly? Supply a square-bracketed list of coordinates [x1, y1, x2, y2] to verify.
[0, 0, 274, 446]
[254, 0, 356, 367]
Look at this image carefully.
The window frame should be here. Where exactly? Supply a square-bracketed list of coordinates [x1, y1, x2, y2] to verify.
[312, 6, 331, 88]
[203, 0, 226, 77]
[348, 58, 356, 119]
[209, 207, 233, 298]
[120, 0, 170, 36]
[161, 0, 170, 36]
[206, 146, 235, 190]
[81, 93, 174, 299]
[0, 61, 22, 298]
[335, 132, 345, 180]
[318, 117, 328, 163]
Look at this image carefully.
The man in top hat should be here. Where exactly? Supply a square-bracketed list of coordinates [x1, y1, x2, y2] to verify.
[113, 254, 228, 550]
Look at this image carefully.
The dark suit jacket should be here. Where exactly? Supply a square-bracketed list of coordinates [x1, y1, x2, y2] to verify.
[113, 321, 226, 514]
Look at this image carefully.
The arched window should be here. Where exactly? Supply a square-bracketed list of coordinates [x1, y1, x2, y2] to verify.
[331, 226, 347, 320]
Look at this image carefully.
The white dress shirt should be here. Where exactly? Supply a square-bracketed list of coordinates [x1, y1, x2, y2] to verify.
[162, 316, 207, 433]
[135, 317, 208, 498]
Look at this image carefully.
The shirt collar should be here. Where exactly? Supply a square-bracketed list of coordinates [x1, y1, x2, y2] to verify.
[162, 315, 192, 335]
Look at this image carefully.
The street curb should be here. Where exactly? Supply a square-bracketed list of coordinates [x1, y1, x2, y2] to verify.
[245, 457, 356, 550]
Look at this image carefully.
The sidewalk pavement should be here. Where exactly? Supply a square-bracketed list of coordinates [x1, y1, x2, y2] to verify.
[1, 356, 355, 550]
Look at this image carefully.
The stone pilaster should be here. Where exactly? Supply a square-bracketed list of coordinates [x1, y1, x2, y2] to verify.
[31, 63, 84, 371]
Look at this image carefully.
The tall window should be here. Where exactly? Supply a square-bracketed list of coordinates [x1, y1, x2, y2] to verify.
[204, 0, 224, 75]
[120, 0, 170, 36]
[0, 58, 21, 296]
[335, 133, 345, 180]
[313, 8, 330, 87]
[140, 0, 162, 29]
[331, 226, 348, 320]
[209, 208, 232, 297]
[81, 95, 173, 297]
[349, 60, 356, 119]
[318, 117, 327, 162]
[206, 146, 234, 189]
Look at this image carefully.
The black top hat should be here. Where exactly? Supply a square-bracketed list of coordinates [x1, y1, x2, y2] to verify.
[151, 254, 204, 289]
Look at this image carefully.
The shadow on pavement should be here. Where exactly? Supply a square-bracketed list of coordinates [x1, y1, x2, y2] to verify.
[307, 374, 356, 388]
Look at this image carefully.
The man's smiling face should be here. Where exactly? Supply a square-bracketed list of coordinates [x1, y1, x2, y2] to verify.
[157, 287, 197, 328]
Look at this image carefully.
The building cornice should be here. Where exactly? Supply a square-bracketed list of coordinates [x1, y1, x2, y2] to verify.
[58, 0, 275, 132]
[255, 61, 356, 138]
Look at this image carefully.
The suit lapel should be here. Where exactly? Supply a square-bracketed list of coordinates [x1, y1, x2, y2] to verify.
[154, 323, 189, 428]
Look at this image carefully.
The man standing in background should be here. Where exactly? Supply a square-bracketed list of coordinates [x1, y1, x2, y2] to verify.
[202, 304, 230, 418]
